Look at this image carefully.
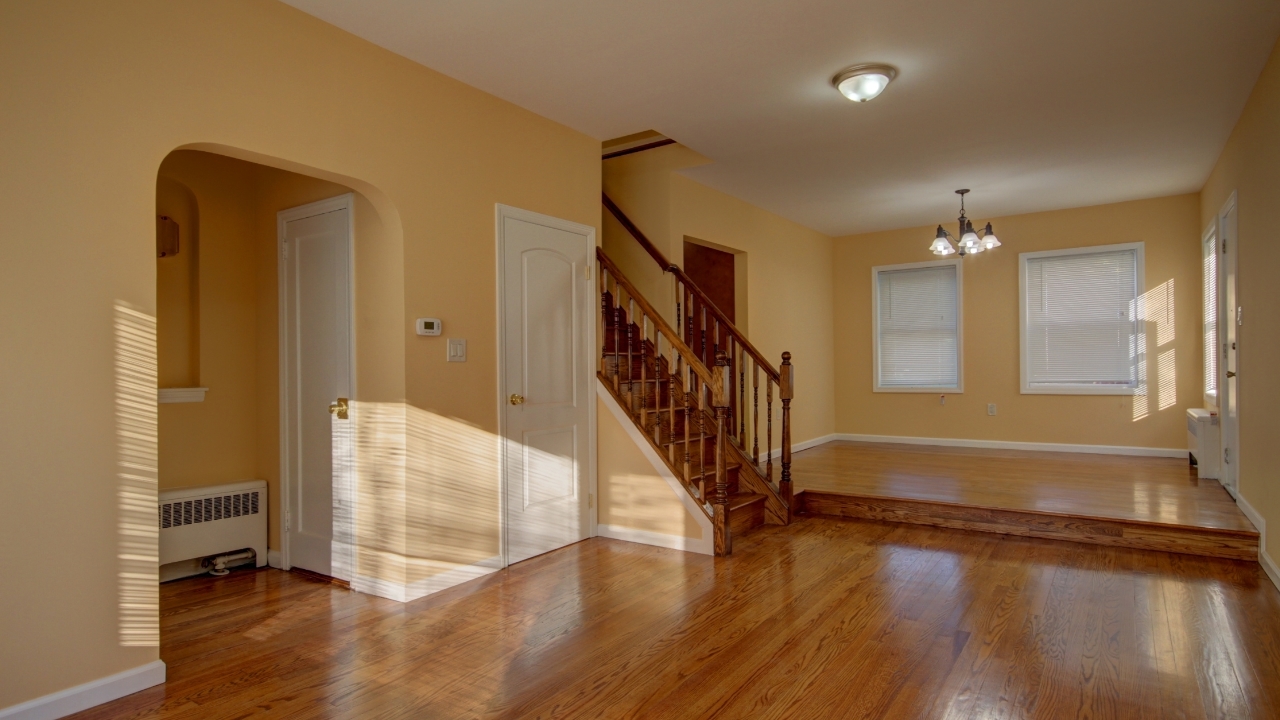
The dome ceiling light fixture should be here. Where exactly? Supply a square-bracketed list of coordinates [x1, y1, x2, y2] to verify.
[832, 63, 898, 102]
[930, 189, 1000, 257]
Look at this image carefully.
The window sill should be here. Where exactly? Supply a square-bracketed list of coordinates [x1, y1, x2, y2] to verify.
[1020, 385, 1136, 396]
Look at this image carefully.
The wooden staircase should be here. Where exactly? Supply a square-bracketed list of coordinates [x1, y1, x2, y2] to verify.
[597, 195, 795, 555]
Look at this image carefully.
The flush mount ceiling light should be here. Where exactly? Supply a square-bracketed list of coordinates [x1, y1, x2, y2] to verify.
[930, 189, 1000, 257]
[832, 63, 898, 102]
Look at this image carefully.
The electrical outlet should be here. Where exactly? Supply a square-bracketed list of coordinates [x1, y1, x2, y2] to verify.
[987, 403, 997, 416]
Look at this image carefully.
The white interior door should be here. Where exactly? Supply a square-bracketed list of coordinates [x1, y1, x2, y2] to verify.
[499, 206, 593, 565]
[1219, 195, 1239, 494]
[281, 197, 353, 576]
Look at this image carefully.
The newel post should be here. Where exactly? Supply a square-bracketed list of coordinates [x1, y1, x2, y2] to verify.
[712, 350, 731, 556]
[779, 352, 794, 522]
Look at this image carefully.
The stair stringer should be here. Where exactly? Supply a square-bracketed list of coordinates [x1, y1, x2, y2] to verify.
[596, 377, 714, 555]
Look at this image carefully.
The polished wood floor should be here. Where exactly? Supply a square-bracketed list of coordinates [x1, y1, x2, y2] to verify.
[792, 441, 1255, 532]
[75, 517, 1280, 719]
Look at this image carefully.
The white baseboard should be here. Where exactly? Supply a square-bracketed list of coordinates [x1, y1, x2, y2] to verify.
[1232, 492, 1280, 592]
[267, 549, 283, 568]
[768, 433, 839, 460]
[598, 523, 711, 554]
[821, 433, 1186, 459]
[352, 556, 502, 604]
[597, 379, 713, 555]
[0, 660, 165, 720]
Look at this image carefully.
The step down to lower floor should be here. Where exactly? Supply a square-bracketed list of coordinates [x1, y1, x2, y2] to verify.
[729, 492, 767, 538]
[794, 490, 1260, 561]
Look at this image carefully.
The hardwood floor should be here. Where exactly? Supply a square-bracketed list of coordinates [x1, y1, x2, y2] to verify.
[790, 441, 1258, 559]
[74, 517, 1280, 719]
[791, 441, 1252, 532]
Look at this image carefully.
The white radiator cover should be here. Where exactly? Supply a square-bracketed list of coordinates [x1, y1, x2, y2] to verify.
[1187, 409, 1220, 480]
[158, 480, 268, 569]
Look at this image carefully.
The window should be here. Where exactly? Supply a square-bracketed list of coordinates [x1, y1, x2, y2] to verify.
[1019, 243, 1143, 394]
[1203, 227, 1218, 404]
[873, 260, 961, 391]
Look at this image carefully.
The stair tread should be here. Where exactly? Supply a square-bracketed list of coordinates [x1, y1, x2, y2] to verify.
[729, 492, 766, 511]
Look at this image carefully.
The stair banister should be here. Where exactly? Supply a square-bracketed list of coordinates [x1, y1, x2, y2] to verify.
[712, 350, 731, 555]
[602, 193, 793, 492]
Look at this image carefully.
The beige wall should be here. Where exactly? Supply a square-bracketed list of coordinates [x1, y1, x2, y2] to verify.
[597, 394, 705, 540]
[0, 0, 598, 710]
[603, 146, 837, 449]
[1200, 38, 1280, 562]
[833, 195, 1203, 450]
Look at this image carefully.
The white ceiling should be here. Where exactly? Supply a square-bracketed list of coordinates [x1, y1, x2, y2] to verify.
[282, 0, 1280, 236]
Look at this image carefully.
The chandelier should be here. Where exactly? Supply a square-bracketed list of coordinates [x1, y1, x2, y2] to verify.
[930, 189, 1000, 257]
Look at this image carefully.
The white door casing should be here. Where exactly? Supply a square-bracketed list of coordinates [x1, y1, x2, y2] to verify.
[1218, 193, 1239, 495]
[497, 205, 596, 566]
[279, 194, 355, 578]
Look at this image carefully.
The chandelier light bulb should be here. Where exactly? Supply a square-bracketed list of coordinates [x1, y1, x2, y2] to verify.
[980, 222, 1001, 249]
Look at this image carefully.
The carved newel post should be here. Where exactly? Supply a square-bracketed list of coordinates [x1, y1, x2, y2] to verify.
[712, 350, 731, 556]
[779, 352, 794, 521]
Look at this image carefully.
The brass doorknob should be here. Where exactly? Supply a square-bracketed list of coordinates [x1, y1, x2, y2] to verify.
[509, 394, 525, 405]
[1226, 371, 1236, 378]
[328, 397, 349, 419]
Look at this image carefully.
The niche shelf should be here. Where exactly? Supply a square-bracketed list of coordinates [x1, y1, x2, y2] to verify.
[158, 387, 208, 404]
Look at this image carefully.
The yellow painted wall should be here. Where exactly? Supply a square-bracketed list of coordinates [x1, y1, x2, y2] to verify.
[597, 394, 705, 540]
[0, 0, 598, 710]
[603, 146, 837, 450]
[1200, 38, 1280, 563]
[832, 194, 1202, 450]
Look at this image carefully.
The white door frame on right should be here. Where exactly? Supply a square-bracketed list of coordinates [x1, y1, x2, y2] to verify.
[1217, 191, 1239, 497]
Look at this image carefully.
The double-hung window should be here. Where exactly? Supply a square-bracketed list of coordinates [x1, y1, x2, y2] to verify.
[873, 260, 962, 392]
[1019, 243, 1144, 394]
[1202, 227, 1219, 405]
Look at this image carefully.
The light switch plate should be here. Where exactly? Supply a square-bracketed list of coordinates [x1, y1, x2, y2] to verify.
[447, 338, 466, 362]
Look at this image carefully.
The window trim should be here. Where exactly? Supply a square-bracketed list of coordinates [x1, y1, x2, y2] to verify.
[1018, 242, 1145, 395]
[872, 258, 964, 393]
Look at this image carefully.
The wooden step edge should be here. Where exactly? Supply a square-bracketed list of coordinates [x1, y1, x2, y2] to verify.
[794, 489, 1260, 561]
[729, 492, 766, 512]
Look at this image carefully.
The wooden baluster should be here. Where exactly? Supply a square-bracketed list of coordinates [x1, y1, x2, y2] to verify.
[611, 279, 621, 391]
[600, 267, 609, 378]
[712, 350, 731, 556]
[626, 298, 636, 406]
[738, 343, 746, 443]
[668, 348, 679, 463]
[639, 314, 649, 428]
[752, 362, 760, 468]
[701, 371, 711, 502]
[779, 352, 794, 523]
[683, 365, 692, 494]
[766, 378, 774, 484]
[702, 306, 709, 366]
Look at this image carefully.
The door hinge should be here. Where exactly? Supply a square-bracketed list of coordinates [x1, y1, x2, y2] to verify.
[1223, 239, 1227, 253]
[285, 509, 291, 532]
[283, 241, 289, 258]
[585, 264, 592, 281]
[1224, 447, 1231, 465]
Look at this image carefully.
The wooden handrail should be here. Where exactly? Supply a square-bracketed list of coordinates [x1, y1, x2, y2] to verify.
[597, 248, 717, 390]
[602, 193, 780, 385]
[602, 194, 675, 272]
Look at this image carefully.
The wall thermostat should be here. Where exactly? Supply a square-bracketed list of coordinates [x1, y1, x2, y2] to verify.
[416, 318, 442, 336]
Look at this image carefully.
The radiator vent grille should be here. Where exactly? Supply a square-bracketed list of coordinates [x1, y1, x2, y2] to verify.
[159, 491, 260, 529]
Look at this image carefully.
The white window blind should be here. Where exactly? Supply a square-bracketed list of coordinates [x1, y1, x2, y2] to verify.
[1203, 232, 1218, 401]
[876, 263, 959, 389]
[1022, 247, 1140, 391]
